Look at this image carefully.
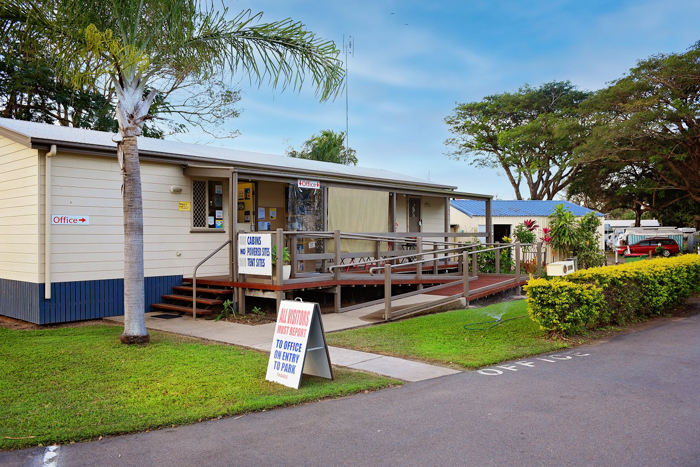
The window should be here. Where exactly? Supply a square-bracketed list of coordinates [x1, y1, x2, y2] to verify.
[192, 180, 225, 230]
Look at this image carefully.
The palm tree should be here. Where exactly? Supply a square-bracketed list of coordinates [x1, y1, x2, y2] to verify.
[2, 0, 344, 343]
[287, 129, 358, 165]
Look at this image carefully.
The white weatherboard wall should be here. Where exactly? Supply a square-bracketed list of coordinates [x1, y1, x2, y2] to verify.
[0, 135, 40, 283]
[43, 153, 230, 283]
[394, 195, 444, 233]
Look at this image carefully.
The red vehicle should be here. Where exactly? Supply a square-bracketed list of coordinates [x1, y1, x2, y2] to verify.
[617, 237, 680, 257]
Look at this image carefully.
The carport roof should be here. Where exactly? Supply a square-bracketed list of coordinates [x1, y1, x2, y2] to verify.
[451, 199, 603, 218]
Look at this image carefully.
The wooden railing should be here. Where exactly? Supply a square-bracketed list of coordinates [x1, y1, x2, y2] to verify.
[233, 229, 544, 317]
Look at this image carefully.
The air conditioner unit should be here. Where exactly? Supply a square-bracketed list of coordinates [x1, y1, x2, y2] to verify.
[546, 260, 576, 276]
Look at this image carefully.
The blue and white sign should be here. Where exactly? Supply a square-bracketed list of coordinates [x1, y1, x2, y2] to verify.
[238, 233, 272, 276]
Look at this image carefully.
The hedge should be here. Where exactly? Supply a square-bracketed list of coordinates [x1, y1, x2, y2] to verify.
[525, 254, 700, 335]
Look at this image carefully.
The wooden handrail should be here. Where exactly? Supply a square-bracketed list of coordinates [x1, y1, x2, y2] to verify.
[192, 239, 231, 321]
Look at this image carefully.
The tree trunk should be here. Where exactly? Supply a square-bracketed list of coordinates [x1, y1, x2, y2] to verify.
[120, 135, 149, 344]
[634, 206, 642, 228]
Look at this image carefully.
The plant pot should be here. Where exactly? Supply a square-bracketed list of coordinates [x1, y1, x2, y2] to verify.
[274, 264, 292, 281]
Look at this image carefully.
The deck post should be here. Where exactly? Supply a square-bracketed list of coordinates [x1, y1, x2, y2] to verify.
[536, 241, 543, 277]
[444, 197, 450, 270]
[275, 229, 284, 312]
[463, 251, 470, 306]
[289, 233, 297, 279]
[485, 198, 493, 244]
[515, 242, 521, 294]
[495, 241, 500, 274]
[375, 239, 381, 269]
[416, 237, 423, 290]
[432, 244, 438, 274]
[390, 193, 397, 264]
[229, 170, 237, 282]
[237, 230, 246, 315]
[384, 263, 392, 320]
[471, 245, 478, 277]
[334, 230, 341, 281]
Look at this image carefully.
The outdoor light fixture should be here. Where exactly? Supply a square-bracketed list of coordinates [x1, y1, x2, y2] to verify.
[170, 186, 183, 194]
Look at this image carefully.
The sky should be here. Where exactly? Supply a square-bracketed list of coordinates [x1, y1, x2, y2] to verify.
[176, 0, 700, 199]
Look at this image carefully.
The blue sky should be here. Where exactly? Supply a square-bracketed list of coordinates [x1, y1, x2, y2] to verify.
[179, 0, 700, 199]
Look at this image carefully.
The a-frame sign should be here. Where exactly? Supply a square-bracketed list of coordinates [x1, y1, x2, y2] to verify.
[265, 299, 334, 389]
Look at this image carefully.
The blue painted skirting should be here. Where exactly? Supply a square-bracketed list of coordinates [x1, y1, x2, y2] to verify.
[0, 275, 183, 325]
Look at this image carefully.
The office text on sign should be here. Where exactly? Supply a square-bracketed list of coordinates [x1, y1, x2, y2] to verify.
[51, 215, 90, 225]
[297, 179, 320, 189]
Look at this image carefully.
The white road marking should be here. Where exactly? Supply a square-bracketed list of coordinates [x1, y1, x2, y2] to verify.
[42, 445, 59, 467]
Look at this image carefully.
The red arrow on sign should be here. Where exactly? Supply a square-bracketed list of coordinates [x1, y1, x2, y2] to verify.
[79, 218, 86, 223]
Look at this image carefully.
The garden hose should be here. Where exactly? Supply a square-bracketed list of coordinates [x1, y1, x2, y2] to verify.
[463, 314, 528, 331]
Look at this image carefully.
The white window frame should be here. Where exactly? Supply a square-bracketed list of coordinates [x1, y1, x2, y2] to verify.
[191, 179, 227, 232]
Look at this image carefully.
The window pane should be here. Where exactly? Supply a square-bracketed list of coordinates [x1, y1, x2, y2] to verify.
[193, 180, 207, 227]
[209, 182, 224, 229]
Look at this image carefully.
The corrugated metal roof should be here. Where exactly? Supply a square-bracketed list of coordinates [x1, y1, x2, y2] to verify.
[0, 118, 457, 191]
[451, 199, 603, 217]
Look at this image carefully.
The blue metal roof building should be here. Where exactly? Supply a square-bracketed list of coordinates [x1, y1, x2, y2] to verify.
[451, 200, 603, 218]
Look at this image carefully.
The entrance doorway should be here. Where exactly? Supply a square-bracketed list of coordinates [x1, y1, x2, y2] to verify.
[493, 224, 512, 243]
[237, 182, 256, 231]
[408, 198, 422, 232]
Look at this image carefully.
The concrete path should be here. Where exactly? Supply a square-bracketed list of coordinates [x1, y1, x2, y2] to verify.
[104, 293, 462, 382]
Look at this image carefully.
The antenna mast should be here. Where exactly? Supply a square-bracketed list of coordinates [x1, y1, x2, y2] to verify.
[343, 35, 354, 155]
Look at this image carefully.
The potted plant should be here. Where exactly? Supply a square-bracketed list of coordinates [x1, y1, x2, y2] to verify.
[272, 245, 292, 280]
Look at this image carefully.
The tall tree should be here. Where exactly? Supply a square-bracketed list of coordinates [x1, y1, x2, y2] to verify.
[286, 129, 357, 165]
[445, 81, 590, 200]
[566, 161, 681, 226]
[0, 13, 187, 136]
[580, 41, 700, 206]
[3, 0, 344, 343]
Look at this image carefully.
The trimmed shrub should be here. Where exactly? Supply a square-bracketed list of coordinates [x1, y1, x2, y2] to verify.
[526, 278, 605, 335]
[525, 254, 700, 335]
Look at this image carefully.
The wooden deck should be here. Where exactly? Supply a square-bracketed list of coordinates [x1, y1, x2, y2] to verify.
[424, 275, 528, 301]
[185, 269, 527, 319]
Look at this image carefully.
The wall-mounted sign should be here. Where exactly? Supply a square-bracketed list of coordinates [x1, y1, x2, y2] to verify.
[266, 300, 333, 389]
[51, 215, 89, 225]
[178, 202, 191, 211]
[238, 233, 272, 275]
[298, 179, 320, 190]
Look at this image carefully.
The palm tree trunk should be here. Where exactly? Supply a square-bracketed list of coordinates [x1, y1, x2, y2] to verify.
[120, 135, 149, 344]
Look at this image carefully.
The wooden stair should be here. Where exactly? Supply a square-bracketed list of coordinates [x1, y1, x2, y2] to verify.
[151, 280, 234, 317]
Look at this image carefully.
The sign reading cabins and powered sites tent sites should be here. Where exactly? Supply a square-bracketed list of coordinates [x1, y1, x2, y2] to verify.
[238, 233, 272, 276]
[266, 300, 333, 389]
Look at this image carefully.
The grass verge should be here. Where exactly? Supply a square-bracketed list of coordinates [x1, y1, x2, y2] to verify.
[0, 325, 399, 450]
[326, 300, 568, 368]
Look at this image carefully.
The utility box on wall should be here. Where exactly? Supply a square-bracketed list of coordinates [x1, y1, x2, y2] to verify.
[546, 260, 576, 276]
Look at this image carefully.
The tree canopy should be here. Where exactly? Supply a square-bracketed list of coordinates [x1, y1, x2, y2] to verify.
[287, 129, 357, 165]
[578, 41, 700, 207]
[1, 0, 345, 343]
[445, 81, 590, 200]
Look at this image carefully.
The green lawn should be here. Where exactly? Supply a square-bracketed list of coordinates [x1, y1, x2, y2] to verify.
[326, 300, 568, 368]
[0, 325, 399, 450]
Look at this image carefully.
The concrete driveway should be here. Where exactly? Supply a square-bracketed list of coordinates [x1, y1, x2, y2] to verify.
[3, 308, 699, 466]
